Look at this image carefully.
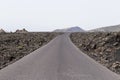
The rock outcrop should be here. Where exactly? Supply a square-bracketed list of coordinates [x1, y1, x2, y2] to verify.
[15, 28, 28, 33]
[0, 29, 6, 33]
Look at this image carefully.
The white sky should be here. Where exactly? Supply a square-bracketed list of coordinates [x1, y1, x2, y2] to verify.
[0, 0, 120, 31]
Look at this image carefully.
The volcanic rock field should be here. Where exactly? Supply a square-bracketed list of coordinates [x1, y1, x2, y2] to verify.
[0, 32, 61, 70]
[0, 32, 120, 75]
[70, 32, 120, 74]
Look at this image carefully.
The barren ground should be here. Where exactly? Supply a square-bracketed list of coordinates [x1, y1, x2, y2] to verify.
[0, 32, 61, 70]
[70, 32, 120, 74]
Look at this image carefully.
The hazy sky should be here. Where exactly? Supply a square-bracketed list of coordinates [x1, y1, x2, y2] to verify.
[0, 0, 120, 31]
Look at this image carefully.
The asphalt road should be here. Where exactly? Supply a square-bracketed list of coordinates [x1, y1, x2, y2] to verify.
[0, 34, 120, 80]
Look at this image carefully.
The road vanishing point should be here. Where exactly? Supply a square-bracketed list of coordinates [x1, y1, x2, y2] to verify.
[0, 34, 120, 80]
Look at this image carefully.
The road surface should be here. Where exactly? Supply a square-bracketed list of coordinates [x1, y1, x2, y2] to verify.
[0, 34, 119, 80]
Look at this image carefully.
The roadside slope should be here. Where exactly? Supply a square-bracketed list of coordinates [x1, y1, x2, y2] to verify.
[0, 32, 61, 70]
[70, 32, 120, 74]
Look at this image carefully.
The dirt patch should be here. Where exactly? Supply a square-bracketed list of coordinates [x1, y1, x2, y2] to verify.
[70, 32, 120, 74]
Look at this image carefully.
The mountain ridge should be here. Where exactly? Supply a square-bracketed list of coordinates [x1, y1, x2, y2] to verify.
[54, 26, 84, 32]
[90, 24, 120, 32]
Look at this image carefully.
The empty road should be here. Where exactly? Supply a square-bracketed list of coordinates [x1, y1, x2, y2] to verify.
[0, 34, 120, 80]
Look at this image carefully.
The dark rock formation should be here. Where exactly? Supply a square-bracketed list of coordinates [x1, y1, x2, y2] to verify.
[15, 28, 28, 33]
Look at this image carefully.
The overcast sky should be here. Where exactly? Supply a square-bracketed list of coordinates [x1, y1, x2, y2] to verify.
[0, 0, 120, 31]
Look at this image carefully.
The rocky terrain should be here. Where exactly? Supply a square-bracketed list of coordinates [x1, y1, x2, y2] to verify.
[70, 32, 120, 74]
[15, 28, 28, 33]
[0, 32, 61, 70]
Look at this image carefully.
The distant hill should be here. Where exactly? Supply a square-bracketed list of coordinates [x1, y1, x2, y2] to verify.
[54, 26, 84, 32]
[15, 28, 28, 33]
[90, 24, 120, 32]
